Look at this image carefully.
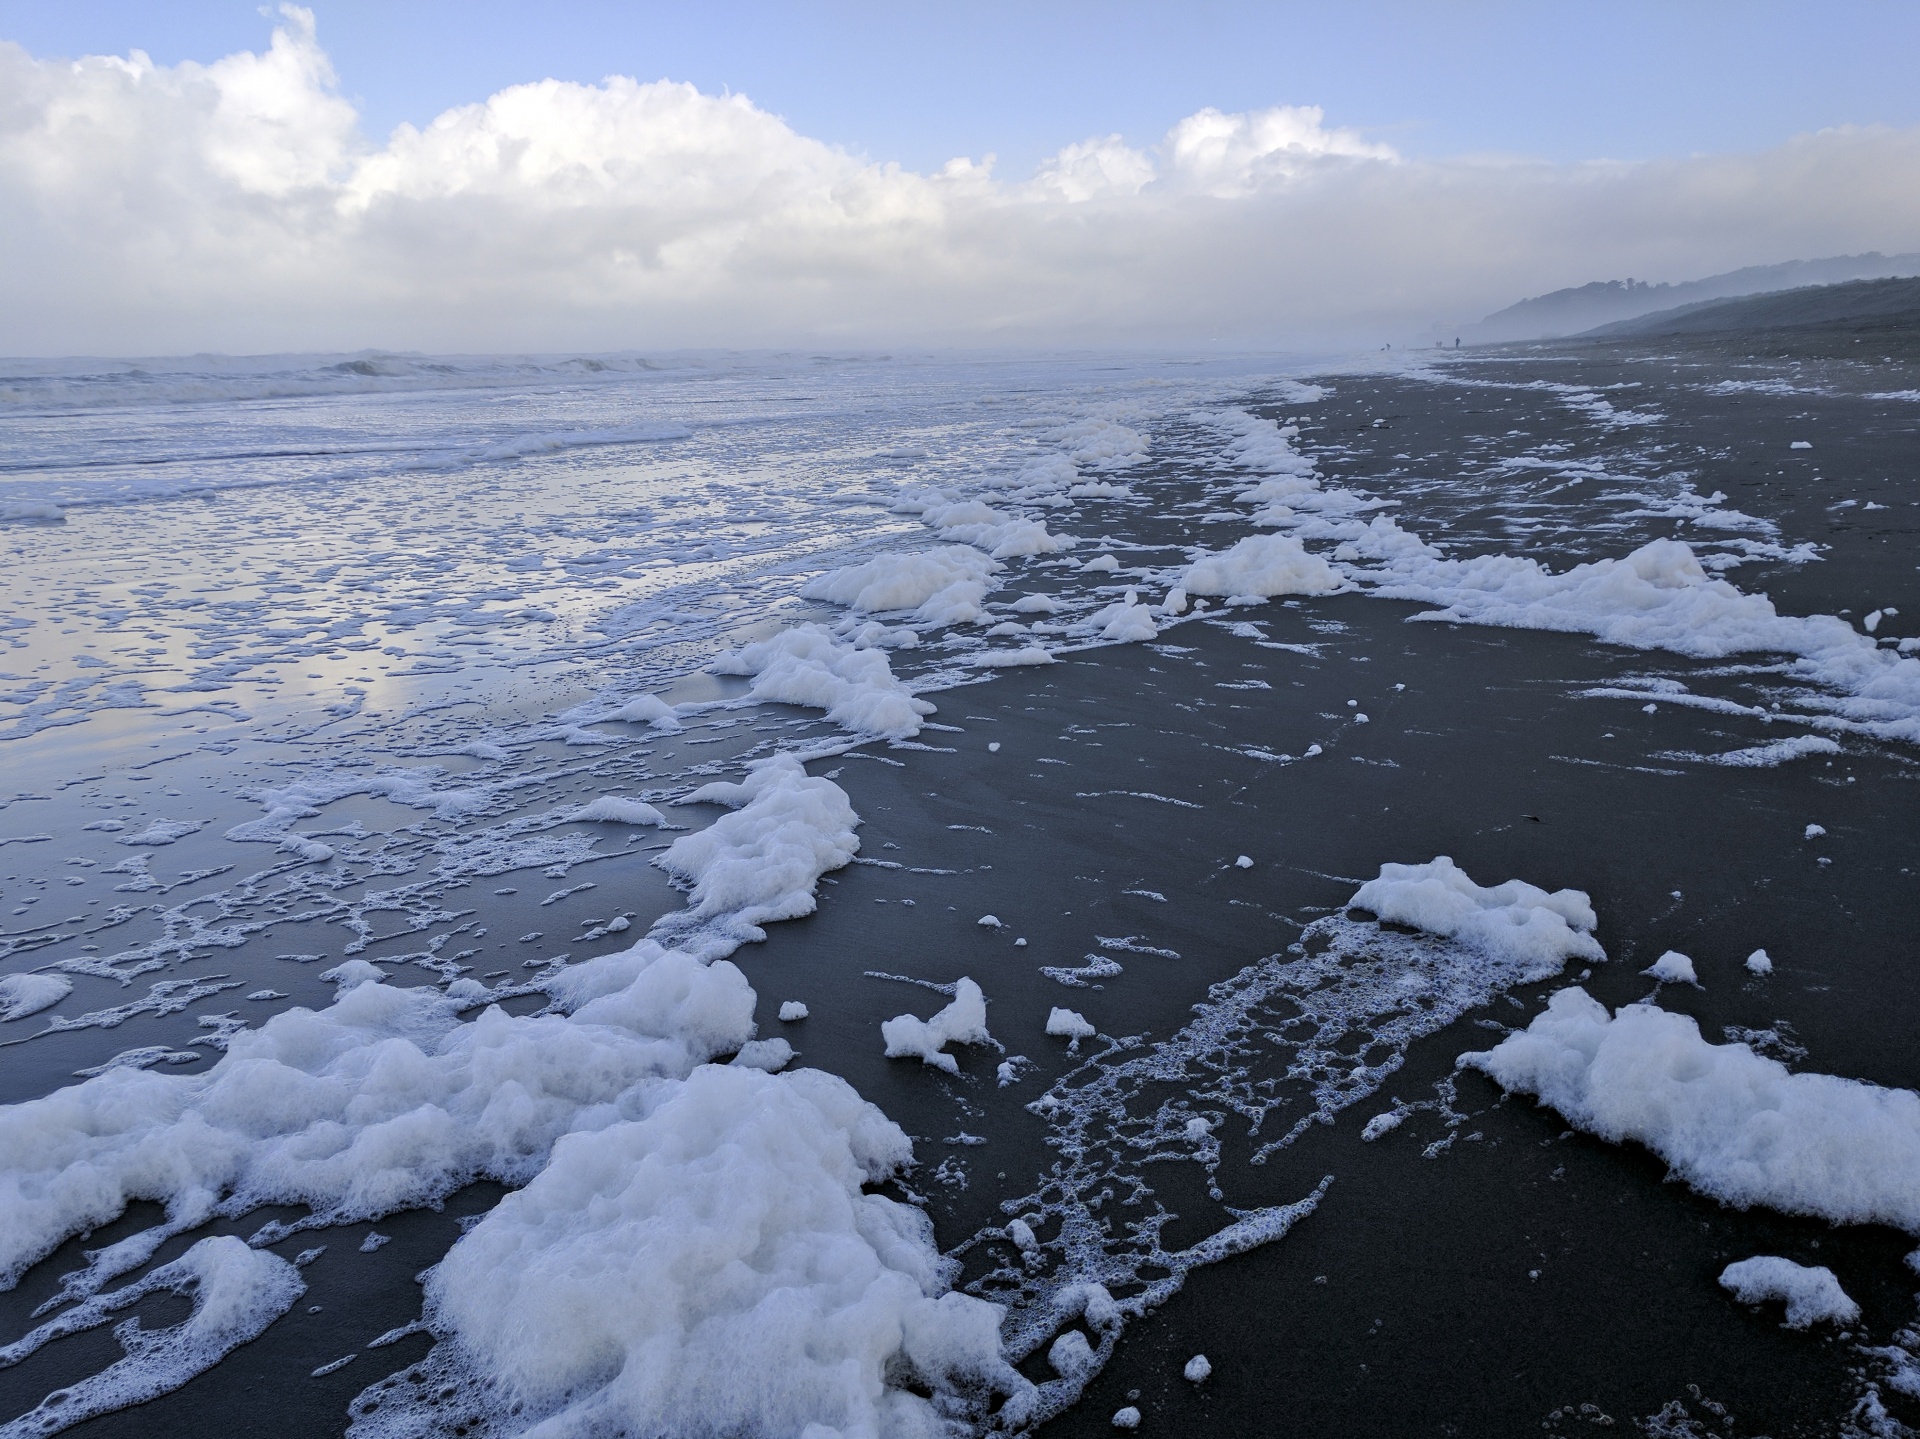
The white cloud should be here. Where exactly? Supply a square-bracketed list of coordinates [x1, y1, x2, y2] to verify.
[1029, 135, 1158, 202]
[2, 6, 1917, 354]
[1159, 105, 1396, 197]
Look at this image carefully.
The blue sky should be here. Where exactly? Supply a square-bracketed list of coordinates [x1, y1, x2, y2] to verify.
[6, 0, 1919, 177]
[2, 2, 1917, 353]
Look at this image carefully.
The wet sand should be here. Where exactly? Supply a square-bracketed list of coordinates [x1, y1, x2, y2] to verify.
[1, 339, 1916, 1436]
[757, 347, 1917, 1436]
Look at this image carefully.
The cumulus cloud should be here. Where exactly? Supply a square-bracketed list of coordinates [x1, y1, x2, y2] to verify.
[2, 6, 1918, 354]
[1158, 105, 1396, 197]
[1029, 134, 1157, 203]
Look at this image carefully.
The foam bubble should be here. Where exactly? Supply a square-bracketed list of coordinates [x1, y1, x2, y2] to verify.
[1464, 988, 1920, 1232]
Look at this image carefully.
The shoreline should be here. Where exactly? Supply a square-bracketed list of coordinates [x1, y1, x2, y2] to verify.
[0, 344, 1914, 1435]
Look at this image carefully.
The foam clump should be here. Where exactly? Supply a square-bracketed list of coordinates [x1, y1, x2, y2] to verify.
[1217, 409, 1313, 466]
[1049, 1329, 1095, 1379]
[835, 618, 920, 650]
[802, 545, 1003, 625]
[1360, 536, 1920, 744]
[894, 494, 1065, 560]
[0, 972, 71, 1022]
[1056, 1281, 1122, 1331]
[1089, 593, 1160, 643]
[1047, 415, 1150, 471]
[0, 753, 1028, 1432]
[928, 502, 1064, 560]
[712, 624, 935, 739]
[1183, 1353, 1212, 1382]
[1805, 824, 1827, 839]
[658, 754, 861, 941]
[0, 1234, 305, 1432]
[1463, 987, 1920, 1231]
[1746, 949, 1774, 975]
[1011, 593, 1059, 614]
[882, 978, 994, 1074]
[1360, 1110, 1405, 1141]
[1046, 1007, 1096, 1046]
[0, 951, 757, 1289]
[975, 645, 1057, 667]
[568, 794, 667, 826]
[1719, 1256, 1859, 1328]
[407, 1064, 1027, 1439]
[1112, 1405, 1142, 1428]
[322, 958, 388, 989]
[1237, 470, 1318, 503]
[1695, 734, 1839, 767]
[1643, 951, 1699, 986]
[1182, 534, 1341, 600]
[729, 1038, 795, 1072]
[1349, 856, 1604, 979]
[606, 693, 683, 729]
[779, 1000, 809, 1021]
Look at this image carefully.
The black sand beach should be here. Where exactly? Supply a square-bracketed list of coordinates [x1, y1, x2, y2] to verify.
[1, 335, 1916, 1438]
[762, 343, 1919, 1437]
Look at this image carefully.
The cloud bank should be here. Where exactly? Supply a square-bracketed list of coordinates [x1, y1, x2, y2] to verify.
[3, 6, 1919, 355]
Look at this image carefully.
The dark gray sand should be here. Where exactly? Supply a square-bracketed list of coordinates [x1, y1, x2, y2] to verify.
[1, 339, 1916, 1437]
[796, 610, 1915, 1438]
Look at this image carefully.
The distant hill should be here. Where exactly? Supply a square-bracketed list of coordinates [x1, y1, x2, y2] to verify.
[1576, 275, 1920, 339]
[1465, 252, 1920, 343]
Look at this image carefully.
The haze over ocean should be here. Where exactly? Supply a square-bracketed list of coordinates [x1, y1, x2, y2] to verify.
[0, 8, 1918, 1439]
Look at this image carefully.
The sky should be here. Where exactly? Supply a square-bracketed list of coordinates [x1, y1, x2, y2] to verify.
[2, 2, 1917, 355]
